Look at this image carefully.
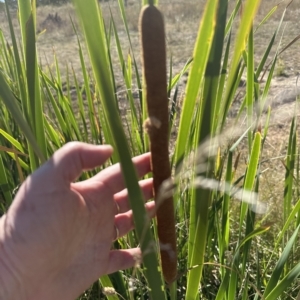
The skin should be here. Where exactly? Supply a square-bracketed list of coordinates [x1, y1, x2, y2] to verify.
[0, 142, 154, 300]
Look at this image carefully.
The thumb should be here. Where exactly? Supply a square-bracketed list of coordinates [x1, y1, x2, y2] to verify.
[46, 142, 114, 183]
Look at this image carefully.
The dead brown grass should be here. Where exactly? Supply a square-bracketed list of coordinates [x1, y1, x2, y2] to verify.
[1, 0, 299, 80]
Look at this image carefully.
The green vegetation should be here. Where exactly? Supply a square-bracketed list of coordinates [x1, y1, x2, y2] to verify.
[0, 0, 300, 299]
[4, 0, 69, 6]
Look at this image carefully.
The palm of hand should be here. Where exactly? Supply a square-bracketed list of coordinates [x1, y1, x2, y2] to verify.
[1, 143, 153, 299]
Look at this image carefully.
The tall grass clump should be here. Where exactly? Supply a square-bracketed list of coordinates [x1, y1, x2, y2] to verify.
[0, 0, 300, 299]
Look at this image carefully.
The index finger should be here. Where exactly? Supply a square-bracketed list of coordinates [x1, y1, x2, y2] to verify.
[88, 152, 151, 195]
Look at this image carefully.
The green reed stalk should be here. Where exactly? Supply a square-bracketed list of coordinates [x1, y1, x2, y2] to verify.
[18, 0, 46, 169]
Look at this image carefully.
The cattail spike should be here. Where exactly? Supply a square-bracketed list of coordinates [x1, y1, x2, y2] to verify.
[139, 4, 177, 284]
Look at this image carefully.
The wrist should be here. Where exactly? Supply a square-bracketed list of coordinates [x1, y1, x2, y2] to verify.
[0, 216, 70, 300]
[0, 215, 26, 300]
[0, 255, 22, 300]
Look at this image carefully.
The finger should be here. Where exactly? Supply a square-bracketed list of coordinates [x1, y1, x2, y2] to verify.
[46, 142, 113, 183]
[114, 178, 153, 214]
[88, 152, 151, 195]
[107, 248, 142, 274]
[114, 201, 156, 237]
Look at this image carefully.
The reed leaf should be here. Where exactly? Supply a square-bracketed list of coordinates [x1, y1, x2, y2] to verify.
[73, 0, 166, 297]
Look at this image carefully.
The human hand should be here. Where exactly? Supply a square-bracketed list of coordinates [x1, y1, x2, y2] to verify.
[0, 142, 154, 300]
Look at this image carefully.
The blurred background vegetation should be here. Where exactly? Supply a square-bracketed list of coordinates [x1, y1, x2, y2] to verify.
[1, 0, 300, 299]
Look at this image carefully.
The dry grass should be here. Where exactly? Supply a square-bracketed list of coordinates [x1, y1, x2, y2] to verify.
[1, 0, 299, 79]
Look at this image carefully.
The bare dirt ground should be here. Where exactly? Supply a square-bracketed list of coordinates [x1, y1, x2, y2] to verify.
[1, 1, 299, 97]
[0, 0, 300, 215]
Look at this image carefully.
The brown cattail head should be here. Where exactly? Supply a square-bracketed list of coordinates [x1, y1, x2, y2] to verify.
[140, 4, 177, 284]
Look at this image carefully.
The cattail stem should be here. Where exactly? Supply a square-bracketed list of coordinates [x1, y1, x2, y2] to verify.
[139, 4, 177, 284]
